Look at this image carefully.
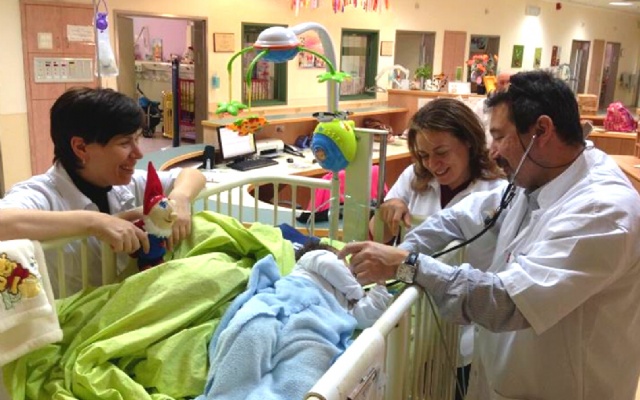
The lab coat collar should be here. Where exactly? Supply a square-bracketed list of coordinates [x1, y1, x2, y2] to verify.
[47, 163, 95, 211]
[534, 148, 589, 211]
[47, 163, 137, 212]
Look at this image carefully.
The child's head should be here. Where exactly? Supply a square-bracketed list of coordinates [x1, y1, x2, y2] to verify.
[294, 240, 338, 261]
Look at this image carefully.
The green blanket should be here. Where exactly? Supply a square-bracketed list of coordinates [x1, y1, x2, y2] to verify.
[4, 211, 296, 400]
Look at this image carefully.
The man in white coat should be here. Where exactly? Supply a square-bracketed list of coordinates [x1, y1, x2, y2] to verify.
[339, 70, 640, 400]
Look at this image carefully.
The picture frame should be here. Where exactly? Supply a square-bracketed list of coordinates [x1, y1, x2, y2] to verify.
[511, 45, 524, 68]
[380, 41, 394, 57]
[213, 33, 235, 53]
[534, 47, 542, 69]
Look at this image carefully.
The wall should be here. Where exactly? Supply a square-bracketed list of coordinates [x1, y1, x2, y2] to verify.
[1, 0, 639, 189]
[132, 17, 188, 61]
[0, 0, 31, 188]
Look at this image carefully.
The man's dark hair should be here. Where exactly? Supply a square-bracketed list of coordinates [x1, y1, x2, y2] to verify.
[50, 87, 144, 172]
[486, 70, 584, 146]
[294, 240, 338, 261]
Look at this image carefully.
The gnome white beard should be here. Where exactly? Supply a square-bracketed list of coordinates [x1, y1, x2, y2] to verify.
[142, 216, 173, 238]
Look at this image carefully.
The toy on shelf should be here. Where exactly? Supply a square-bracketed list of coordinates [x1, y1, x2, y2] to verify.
[216, 24, 350, 136]
[131, 162, 177, 271]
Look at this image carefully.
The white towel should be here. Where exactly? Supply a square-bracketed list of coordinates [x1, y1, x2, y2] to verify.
[0, 240, 62, 367]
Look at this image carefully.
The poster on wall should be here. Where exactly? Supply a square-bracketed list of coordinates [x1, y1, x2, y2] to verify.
[297, 31, 325, 69]
[534, 48, 542, 69]
[511, 45, 524, 68]
[550, 45, 561, 67]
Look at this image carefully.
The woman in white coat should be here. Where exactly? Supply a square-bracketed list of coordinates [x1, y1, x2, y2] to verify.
[370, 98, 505, 244]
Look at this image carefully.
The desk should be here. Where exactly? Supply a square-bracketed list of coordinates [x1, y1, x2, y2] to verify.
[202, 105, 409, 147]
[588, 130, 637, 155]
[611, 155, 640, 194]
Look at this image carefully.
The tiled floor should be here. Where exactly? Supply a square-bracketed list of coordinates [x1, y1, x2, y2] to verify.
[139, 133, 192, 155]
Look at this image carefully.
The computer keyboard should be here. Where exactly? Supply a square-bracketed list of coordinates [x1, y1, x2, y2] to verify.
[226, 157, 279, 171]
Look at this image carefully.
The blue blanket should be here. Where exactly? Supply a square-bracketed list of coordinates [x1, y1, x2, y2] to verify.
[197, 255, 357, 400]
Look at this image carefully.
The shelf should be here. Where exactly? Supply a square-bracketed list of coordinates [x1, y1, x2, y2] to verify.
[203, 106, 408, 128]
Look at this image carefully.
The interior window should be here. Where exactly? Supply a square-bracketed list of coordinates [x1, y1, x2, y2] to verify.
[340, 29, 379, 100]
[241, 23, 287, 106]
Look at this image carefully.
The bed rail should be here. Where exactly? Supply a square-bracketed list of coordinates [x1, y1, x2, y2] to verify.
[42, 174, 339, 298]
[306, 244, 464, 400]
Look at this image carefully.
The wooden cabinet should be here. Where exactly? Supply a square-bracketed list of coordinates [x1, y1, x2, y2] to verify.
[21, 0, 97, 174]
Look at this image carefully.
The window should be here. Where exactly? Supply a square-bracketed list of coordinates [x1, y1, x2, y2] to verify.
[339, 29, 379, 100]
[241, 23, 287, 106]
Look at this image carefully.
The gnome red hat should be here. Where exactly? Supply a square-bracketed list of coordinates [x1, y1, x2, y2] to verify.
[143, 161, 164, 215]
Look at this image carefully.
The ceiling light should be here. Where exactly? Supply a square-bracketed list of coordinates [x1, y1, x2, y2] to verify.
[609, 2, 633, 5]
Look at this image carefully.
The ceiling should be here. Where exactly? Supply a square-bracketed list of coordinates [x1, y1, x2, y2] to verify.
[559, 0, 640, 14]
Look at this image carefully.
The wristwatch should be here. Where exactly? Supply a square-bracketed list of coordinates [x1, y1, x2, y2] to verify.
[396, 252, 420, 284]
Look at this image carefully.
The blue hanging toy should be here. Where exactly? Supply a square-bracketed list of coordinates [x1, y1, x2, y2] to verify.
[311, 111, 357, 173]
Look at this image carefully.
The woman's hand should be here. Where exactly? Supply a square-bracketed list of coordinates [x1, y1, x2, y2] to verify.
[378, 198, 412, 236]
[167, 193, 192, 250]
[89, 213, 150, 254]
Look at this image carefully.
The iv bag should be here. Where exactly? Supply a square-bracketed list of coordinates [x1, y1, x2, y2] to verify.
[96, 26, 119, 77]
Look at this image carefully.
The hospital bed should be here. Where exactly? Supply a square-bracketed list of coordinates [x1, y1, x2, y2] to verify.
[2, 137, 460, 400]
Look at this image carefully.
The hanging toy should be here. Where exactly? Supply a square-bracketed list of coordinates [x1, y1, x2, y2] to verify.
[131, 162, 177, 271]
[216, 26, 349, 136]
[311, 112, 357, 172]
[94, 0, 119, 77]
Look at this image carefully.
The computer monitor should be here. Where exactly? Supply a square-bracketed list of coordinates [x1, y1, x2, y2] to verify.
[217, 126, 257, 162]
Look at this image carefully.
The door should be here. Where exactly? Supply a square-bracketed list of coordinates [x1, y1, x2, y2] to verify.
[21, 0, 96, 174]
[442, 31, 466, 82]
[115, 14, 136, 100]
[191, 19, 208, 143]
[600, 42, 621, 110]
[587, 39, 605, 110]
[569, 40, 590, 93]
[394, 31, 435, 83]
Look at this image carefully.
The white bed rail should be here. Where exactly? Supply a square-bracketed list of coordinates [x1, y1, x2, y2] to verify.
[42, 174, 340, 298]
[306, 245, 464, 400]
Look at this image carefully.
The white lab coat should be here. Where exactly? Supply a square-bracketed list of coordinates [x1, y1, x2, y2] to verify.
[388, 164, 507, 365]
[386, 164, 505, 230]
[409, 147, 640, 399]
[0, 163, 181, 294]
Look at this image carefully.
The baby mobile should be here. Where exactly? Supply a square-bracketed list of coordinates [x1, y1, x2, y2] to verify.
[215, 24, 358, 173]
[215, 26, 349, 135]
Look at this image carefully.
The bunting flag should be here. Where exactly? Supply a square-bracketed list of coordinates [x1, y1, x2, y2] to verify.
[290, 0, 390, 14]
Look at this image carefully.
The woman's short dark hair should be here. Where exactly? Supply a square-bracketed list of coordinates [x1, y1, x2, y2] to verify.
[406, 98, 504, 192]
[486, 70, 583, 146]
[50, 87, 144, 172]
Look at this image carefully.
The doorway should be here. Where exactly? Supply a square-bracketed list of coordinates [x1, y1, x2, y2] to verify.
[394, 31, 435, 84]
[599, 42, 621, 110]
[569, 40, 590, 94]
[114, 11, 208, 143]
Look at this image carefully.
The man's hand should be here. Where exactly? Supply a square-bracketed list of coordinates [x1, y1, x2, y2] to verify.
[167, 193, 192, 250]
[89, 213, 150, 254]
[378, 198, 412, 235]
[338, 241, 409, 285]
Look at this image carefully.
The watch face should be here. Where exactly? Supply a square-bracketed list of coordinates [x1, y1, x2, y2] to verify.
[396, 263, 416, 283]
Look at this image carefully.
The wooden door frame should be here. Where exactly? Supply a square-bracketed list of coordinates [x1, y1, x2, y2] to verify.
[113, 10, 208, 143]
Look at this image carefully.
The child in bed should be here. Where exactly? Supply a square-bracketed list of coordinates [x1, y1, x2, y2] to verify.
[291, 241, 392, 329]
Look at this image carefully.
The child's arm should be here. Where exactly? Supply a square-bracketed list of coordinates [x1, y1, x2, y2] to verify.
[350, 285, 393, 329]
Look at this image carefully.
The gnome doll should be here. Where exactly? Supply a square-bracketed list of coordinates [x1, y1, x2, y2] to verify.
[133, 162, 178, 271]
